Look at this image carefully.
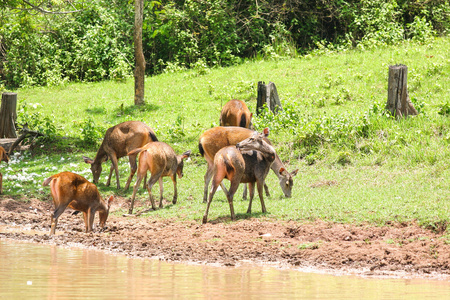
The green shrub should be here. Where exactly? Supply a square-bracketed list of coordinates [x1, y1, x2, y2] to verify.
[16, 101, 58, 142]
[0, 0, 449, 87]
[76, 117, 104, 147]
[437, 102, 450, 116]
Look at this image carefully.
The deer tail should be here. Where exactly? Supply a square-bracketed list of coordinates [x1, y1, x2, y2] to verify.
[128, 147, 144, 156]
[198, 141, 205, 157]
[149, 131, 158, 142]
[42, 176, 54, 186]
[239, 114, 247, 128]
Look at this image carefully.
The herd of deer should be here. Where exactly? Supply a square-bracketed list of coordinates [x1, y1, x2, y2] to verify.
[0, 100, 298, 234]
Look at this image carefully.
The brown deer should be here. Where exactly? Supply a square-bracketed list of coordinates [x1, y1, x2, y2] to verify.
[42, 172, 114, 235]
[198, 126, 298, 203]
[0, 146, 9, 194]
[202, 128, 276, 223]
[220, 99, 253, 129]
[83, 121, 158, 190]
[127, 142, 191, 215]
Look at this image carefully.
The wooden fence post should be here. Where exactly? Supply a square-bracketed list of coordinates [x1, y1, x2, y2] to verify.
[386, 64, 417, 118]
[256, 81, 282, 115]
[0, 92, 18, 138]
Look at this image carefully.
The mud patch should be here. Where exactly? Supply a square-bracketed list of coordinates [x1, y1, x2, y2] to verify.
[0, 196, 449, 279]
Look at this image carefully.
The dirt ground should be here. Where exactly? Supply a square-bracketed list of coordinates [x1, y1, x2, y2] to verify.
[1, 196, 449, 279]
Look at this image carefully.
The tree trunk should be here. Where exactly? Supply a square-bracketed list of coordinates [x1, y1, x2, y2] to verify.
[0, 93, 17, 138]
[386, 64, 417, 118]
[134, 0, 145, 106]
[256, 81, 282, 115]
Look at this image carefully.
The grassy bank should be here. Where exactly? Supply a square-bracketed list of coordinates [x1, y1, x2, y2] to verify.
[2, 37, 449, 230]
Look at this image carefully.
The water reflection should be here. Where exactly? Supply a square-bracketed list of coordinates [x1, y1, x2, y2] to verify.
[0, 240, 449, 299]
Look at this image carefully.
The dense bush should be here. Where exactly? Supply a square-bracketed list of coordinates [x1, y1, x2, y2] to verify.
[0, 0, 134, 87]
[0, 0, 449, 87]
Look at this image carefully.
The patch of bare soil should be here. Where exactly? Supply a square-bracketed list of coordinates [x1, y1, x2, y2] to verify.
[1, 196, 449, 279]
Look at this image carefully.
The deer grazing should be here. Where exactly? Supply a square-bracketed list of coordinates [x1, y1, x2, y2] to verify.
[202, 128, 276, 223]
[42, 172, 114, 235]
[220, 99, 253, 129]
[0, 146, 9, 194]
[127, 142, 191, 215]
[83, 121, 158, 190]
[198, 126, 298, 203]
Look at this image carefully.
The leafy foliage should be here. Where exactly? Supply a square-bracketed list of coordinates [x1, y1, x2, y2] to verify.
[0, 0, 449, 88]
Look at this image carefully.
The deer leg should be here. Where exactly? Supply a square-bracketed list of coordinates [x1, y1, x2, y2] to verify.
[143, 173, 147, 190]
[82, 211, 88, 232]
[50, 216, 59, 235]
[257, 180, 267, 213]
[203, 181, 219, 224]
[219, 181, 229, 198]
[242, 184, 248, 201]
[264, 183, 271, 197]
[125, 154, 138, 191]
[227, 178, 241, 221]
[246, 182, 255, 214]
[146, 172, 162, 211]
[0, 172, 2, 194]
[87, 208, 96, 232]
[203, 164, 214, 203]
[108, 154, 120, 189]
[158, 177, 164, 208]
[129, 172, 144, 214]
[50, 203, 70, 235]
[106, 164, 114, 187]
[171, 175, 178, 205]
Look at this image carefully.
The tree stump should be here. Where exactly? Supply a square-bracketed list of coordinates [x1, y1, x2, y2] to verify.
[256, 81, 282, 115]
[0, 92, 18, 138]
[386, 64, 417, 118]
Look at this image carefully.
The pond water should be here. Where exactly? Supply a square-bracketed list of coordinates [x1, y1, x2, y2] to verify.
[0, 240, 449, 299]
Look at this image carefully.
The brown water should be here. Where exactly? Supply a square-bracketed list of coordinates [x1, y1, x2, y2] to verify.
[0, 240, 449, 299]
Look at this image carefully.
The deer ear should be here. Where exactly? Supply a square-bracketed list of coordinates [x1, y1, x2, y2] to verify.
[108, 195, 114, 206]
[291, 169, 299, 177]
[83, 156, 94, 164]
[182, 150, 192, 159]
[279, 167, 287, 176]
[263, 127, 270, 137]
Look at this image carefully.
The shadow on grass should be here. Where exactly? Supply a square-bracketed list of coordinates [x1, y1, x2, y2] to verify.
[84, 103, 161, 119]
[113, 103, 161, 118]
[85, 107, 106, 115]
[206, 212, 266, 224]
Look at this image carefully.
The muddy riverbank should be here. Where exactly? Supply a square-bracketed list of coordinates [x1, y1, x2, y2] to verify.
[1, 196, 449, 279]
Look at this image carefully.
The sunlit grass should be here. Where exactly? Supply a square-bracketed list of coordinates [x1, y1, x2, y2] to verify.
[1, 37, 449, 229]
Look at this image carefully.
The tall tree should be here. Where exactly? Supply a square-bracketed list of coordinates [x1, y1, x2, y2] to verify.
[134, 0, 145, 105]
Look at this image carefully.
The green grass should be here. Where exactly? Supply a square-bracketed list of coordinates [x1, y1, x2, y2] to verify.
[1, 37, 449, 230]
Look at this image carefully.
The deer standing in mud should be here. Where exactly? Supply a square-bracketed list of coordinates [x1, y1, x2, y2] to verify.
[43, 172, 113, 235]
[127, 142, 191, 215]
[198, 126, 298, 203]
[0, 146, 9, 194]
[202, 128, 276, 223]
[83, 121, 158, 190]
[220, 99, 253, 129]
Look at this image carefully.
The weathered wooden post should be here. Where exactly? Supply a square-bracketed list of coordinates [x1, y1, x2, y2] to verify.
[256, 81, 282, 115]
[0, 92, 18, 138]
[386, 64, 417, 118]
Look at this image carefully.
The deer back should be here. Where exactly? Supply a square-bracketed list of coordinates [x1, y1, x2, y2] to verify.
[102, 121, 158, 158]
[131, 142, 179, 177]
[43, 172, 102, 212]
[220, 99, 253, 128]
[199, 126, 254, 164]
